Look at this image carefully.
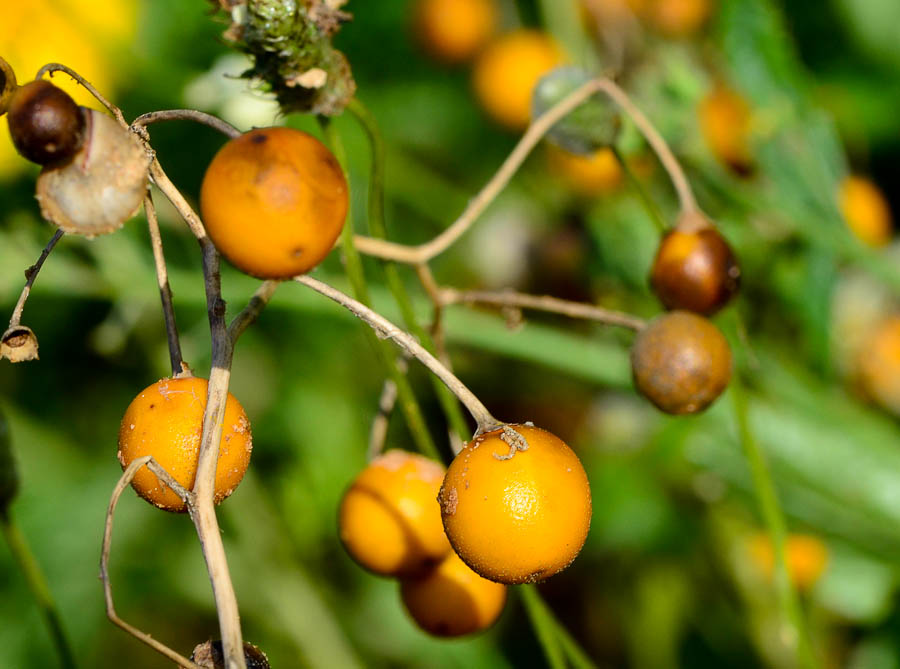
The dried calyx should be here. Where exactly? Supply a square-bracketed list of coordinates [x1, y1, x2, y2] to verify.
[191, 640, 270, 669]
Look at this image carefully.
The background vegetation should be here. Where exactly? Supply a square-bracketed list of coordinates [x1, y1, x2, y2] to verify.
[1, 0, 899, 666]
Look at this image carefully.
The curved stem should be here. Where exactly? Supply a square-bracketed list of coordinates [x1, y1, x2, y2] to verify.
[144, 194, 184, 375]
[731, 379, 818, 669]
[100, 456, 199, 669]
[296, 275, 502, 435]
[8, 229, 63, 329]
[132, 110, 240, 139]
[595, 79, 698, 214]
[35, 63, 126, 127]
[353, 78, 610, 264]
[1, 511, 76, 669]
[440, 287, 646, 331]
[227, 280, 280, 344]
[346, 98, 471, 443]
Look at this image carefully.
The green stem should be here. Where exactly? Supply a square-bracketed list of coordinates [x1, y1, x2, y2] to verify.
[346, 98, 471, 446]
[519, 585, 567, 669]
[554, 616, 599, 669]
[731, 379, 818, 669]
[1, 512, 76, 669]
[611, 146, 668, 233]
[318, 117, 441, 461]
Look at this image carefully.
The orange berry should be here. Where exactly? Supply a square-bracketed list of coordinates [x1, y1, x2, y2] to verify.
[748, 533, 828, 591]
[839, 175, 893, 247]
[117, 377, 252, 512]
[415, 0, 498, 64]
[631, 311, 732, 414]
[438, 425, 592, 585]
[200, 127, 349, 279]
[339, 450, 451, 577]
[547, 145, 623, 196]
[650, 216, 740, 316]
[857, 315, 900, 415]
[400, 550, 507, 637]
[647, 0, 711, 36]
[699, 84, 752, 174]
[472, 30, 565, 131]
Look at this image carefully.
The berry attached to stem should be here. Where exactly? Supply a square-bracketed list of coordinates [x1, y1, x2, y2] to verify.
[7, 80, 86, 166]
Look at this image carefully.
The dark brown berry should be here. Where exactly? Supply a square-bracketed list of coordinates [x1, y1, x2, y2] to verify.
[190, 640, 270, 669]
[0, 57, 16, 116]
[650, 215, 740, 316]
[631, 311, 732, 414]
[7, 80, 86, 165]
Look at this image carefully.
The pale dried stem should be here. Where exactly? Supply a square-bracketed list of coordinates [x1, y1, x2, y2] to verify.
[353, 78, 610, 264]
[593, 78, 698, 214]
[296, 275, 502, 436]
[8, 229, 63, 329]
[440, 287, 647, 331]
[36, 63, 127, 126]
[149, 159, 210, 242]
[144, 193, 184, 374]
[132, 110, 241, 139]
[354, 76, 699, 265]
[101, 456, 200, 669]
[367, 360, 403, 461]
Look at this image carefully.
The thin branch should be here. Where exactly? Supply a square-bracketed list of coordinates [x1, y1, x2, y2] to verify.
[132, 110, 240, 139]
[149, 158, 211, 242]
[8, 230, 63, 329]
[296, 275, 502, 436]
[36, 63, 127, 127]
[227, 280, 280, 344]
[367, 363, 402, 461]
[610, 145, 668, 233]
[594, 78, 698, 214]
[353, 77, 611, 264]
[0, 512, 76, 669]
[145, 194, 184, 375]
[100, 456, 200, 669]
[440, 287, 646, 331]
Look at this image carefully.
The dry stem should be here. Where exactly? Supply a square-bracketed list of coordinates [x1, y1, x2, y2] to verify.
[352, 78, 610, 264]
[8, 229, 63, 329]
[132, 110, 241, 139]
[367, 361, 403, 461]
[296, 275, 502, 438]
[144, 194, 184, 374]
[439, 287, 646, 331]
[101, 456, 200, 669]
[36, 63, 127, 126]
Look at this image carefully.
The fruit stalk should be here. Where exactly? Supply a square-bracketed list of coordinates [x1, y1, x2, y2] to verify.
[144, 194, 184, 374]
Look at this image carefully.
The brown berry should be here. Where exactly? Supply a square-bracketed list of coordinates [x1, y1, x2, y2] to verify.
[631, 311, 732, 414]
[7, 80, 86, 165]
[0, 57, 16, 116]
[650, 214, 740, 315]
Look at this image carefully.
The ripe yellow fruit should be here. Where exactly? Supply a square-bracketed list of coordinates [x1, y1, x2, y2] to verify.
[400, 551, 507, 637]
[699, 84, 752, 174]
[838, 175, 893, 247]
[547, 145, 623, 196]
[415, 0, 498, 64]
[200, 127, 349, 279]
[117, 377, 252, 512]
[857, 315, 900, 415]
[748, 533, 828, 591]
[472, 30, 565, 131]
[339, 450, 451, 577]
[438, 424, 592, 584]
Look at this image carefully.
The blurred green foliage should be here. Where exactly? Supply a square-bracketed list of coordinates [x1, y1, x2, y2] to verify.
[1, 0, 900, 667]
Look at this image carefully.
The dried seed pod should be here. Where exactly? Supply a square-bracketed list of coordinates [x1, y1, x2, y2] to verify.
[0, 57, 16, 116]
[190, 640, 270, 669]
[7, 80, 86, 165]
[36, 109, 150, 237]
[0, 325, 39, 363]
